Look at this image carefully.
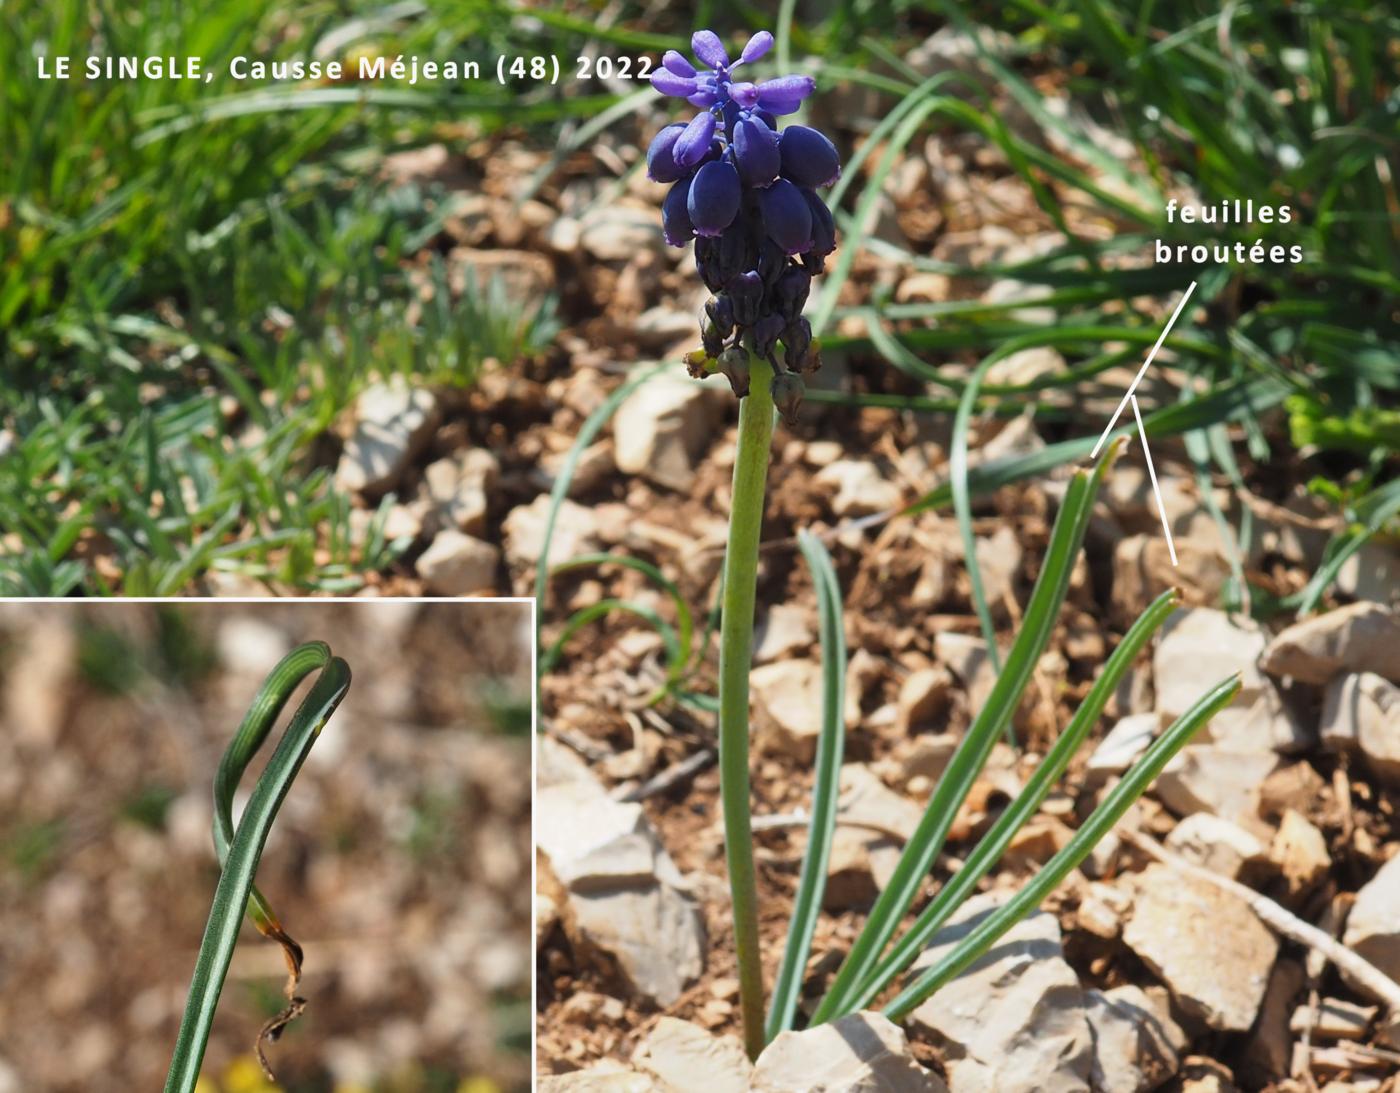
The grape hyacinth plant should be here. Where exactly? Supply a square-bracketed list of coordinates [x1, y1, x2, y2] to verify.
[648, 28, 842, 1058]
[645, 30, 1246, 1067]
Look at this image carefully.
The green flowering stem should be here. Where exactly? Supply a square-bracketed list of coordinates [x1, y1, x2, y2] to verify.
[718, 352, 775, 1060]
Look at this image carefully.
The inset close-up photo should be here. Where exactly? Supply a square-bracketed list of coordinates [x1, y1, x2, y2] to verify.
[0, 600, 532, 1092]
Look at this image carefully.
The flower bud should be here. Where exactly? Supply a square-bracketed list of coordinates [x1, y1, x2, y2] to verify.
[773, 268, 811, 322]
[673, 110, 718, 167]
[755, 75, 816, 114]
[732, 113, 780, 188]
[739, 31, 774, 65]
[752, 314, 785, 358]
[756, 238, 788, 287]
[771, 372, 805, 425]
[651, 70, 699, 97]
[758, 179, 813, 255]
[662, 50, 696, 78]
[694, 236, 725, 292]
[717, 346, 751, 397]
[661, 179, 694, 246]
[691, 30, 730, 70]
[802, 188, 836, 258]
[782, 317, 812, 369]
[729, 271, 764, 326]
[717, 223, 757, 286]
[779, 126, 841, 188]
[705, 294, 735, 338]
[646, 123, 690, 183]
[701, 317, 725, 357]
[687, 160, 741, 237]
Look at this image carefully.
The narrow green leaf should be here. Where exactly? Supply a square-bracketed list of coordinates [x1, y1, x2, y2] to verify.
[841, 588, 1181, 1014]
[811, 441, 1122, 1023]
[165, 644, 351, 1093]
[883, 672, 1242, 1021]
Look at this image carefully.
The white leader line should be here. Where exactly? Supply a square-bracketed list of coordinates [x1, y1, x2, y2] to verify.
[1131, 394, 1178, 567]
[1090, 280, 1197, 459]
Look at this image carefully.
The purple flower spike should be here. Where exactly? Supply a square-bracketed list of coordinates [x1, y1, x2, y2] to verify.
[739, 31, 774, 65]
[646, 30, 837, 392]
[691, 30, 730, 70]
[779, 125, 841, 188]
[673, 110, 718, 166]
[662, 50, 696, 78]
[733, 114, 780, 188]
[651, 69, 699, 97]
[759, 179, 813, 254]
[646, 123, 689, 182]
[688, 160, 742, 237]
[662, 180, 694, 247]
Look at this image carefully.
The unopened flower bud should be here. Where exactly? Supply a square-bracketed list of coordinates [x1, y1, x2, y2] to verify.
[771, 372, 805, 424]
[705, 294, 735, 338]
[782, 317, 812, 369]
[701, 318, 725, 358]
[717, 346, 751, 397]
[752, 314, 785, 359]
[730, 271, 764, 326]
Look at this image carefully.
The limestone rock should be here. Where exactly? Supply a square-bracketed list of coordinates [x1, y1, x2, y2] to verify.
[752, 1011, 945, 1092]
[1289, 998, 1375, 1041]
[613, 372, 724, 492]
[874, 734, 958, 794]
[815, 460, 903, 517]
[1336, 542, 1400, 605]
[632, 1017, 751, 1093]
[1153, 608, 1266, 720]
[502, 495, 601, 570]
[1153, 745, 1278, 831]
[334, 379, 440, 495]
[579, 206, 667, 262]
[897, 666, 954, 734]
[824, 765, 926, 905]
[1204, 680, 1312, 754]
[1085, 984, 1187, 1093]
[415, 530, 499, 595]
[1086, 713, 1161, 781]
[1321, 672, 1400, 784]
[421, 448, 497, 536]
[1163, 813, 1266, 880]
[1341, 854, 1400, 995]
[1268, 809, 1329, 897]
[754, 604, 816, 665]
[536, 778, 704, 1006]
[909, 893, 1094, 1092]
[539, 1064, 665, 1091]
[752, 659, 825, 761]
[1261, 602, 1400, 685]
[974, 525, 1022, 606]
[1122, 864, 1277, 1031]
[934, 632, 997, 711]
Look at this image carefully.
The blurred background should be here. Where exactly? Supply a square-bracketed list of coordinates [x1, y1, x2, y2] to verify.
[0, 601, 532, 1092]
